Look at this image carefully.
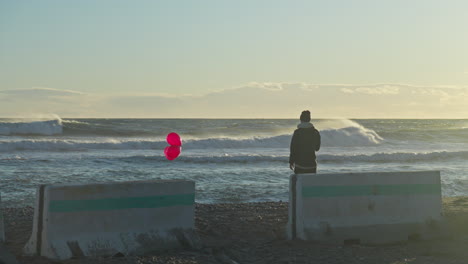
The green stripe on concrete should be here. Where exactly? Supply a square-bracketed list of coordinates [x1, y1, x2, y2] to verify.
[302, 184, 440, 197]
[49, 193, 195, 213]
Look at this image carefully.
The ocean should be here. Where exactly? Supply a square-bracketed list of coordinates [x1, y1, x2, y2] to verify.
[1, 118, 467, 207]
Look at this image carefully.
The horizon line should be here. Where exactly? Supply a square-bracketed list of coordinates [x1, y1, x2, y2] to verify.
[1, 117, 468, 120]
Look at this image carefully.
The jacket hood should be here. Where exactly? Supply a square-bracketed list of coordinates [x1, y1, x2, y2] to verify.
[297, 122, 314, 129]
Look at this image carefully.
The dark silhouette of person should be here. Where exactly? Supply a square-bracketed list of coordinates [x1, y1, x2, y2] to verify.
[289, 110, 321, 174]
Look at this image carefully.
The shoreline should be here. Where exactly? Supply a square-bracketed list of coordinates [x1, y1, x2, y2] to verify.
[2, 197, 467, 264]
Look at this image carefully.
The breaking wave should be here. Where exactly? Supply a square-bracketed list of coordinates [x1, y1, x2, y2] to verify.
[0, 129, 381, 152]
[0, 117, 384, 151]
[0, 118, 63, 135]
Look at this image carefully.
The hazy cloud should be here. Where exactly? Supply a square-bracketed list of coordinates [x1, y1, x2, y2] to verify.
[1, 84, 468, 118]
[243, 82, 320, 92]
[244, 82, 284, 91]
[355, 86, 400, 95]
[0, 87, 84, 97]
[0, 87, 93, 117]
[337, 85, 400, 95]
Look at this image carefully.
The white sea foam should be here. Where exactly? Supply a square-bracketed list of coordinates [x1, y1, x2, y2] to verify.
[0, 138, 166, 152]
[319, 151, 468, 163]
[62, 119, 89, 125]
[116, 150, 468, 164]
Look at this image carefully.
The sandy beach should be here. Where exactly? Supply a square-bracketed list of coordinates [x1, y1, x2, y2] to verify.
[1, 197, 467, 264]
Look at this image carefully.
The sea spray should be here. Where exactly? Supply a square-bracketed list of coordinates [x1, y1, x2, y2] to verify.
[316, 119, 383, 145]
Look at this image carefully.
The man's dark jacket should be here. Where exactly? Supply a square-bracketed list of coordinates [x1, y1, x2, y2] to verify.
[289, 123, 321, 168]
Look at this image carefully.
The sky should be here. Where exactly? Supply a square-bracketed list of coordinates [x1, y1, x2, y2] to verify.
[1, 0, 468, 118]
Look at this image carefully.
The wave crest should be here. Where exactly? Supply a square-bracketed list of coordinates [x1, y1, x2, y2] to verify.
[0, 118, 63, 136]
[321, 126, 382, 146]
[0, 129, 381, 152]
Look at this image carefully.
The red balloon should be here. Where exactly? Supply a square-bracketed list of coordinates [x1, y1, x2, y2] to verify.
[167, 132, 182, 146]
[164, 146, 181, 160]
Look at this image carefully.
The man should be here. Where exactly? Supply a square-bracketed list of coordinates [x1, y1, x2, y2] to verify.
[289, 110, 321, 174]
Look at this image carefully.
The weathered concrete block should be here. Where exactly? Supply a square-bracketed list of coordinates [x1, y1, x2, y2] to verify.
[288, 171, 445, 244]
[0, 243, 19, 264]
[24, 180, 196, 260]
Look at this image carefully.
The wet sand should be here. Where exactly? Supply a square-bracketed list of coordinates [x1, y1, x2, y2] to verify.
[2, 197, 468, 264]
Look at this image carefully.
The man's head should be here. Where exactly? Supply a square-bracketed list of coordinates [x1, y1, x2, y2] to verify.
[300, 110, 311, 122]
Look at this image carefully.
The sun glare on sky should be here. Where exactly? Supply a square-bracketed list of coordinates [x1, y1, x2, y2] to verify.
[1, 0, 468, 118]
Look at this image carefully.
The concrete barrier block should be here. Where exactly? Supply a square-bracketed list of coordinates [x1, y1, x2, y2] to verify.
[288, 171, 444, 244]
[24, 180, 196, 260]
[0, 243, 19, 264]
[0, 193, 4, 242]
